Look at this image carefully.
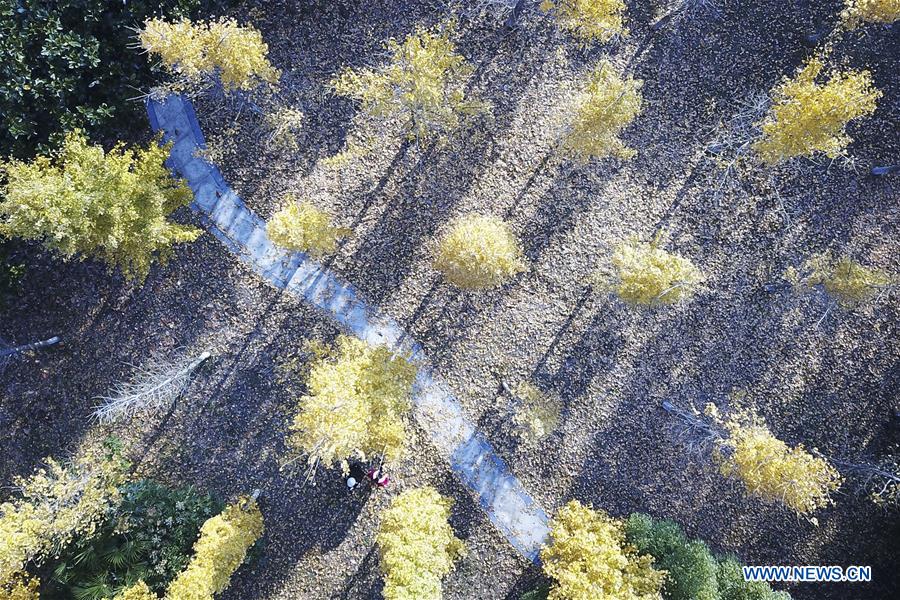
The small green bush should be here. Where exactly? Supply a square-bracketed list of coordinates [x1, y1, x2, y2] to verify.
[0, 0, 205, 159]
[0, 244, 25, 307]
[717, 558, 791, 600]
[624, 513, 791, 600]
[47, 480, 223, 600]
[625, 514, 719, 600]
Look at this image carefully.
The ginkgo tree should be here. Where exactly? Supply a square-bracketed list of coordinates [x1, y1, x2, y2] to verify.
[332, 24, 487, 143]
[842, 0, 900, 25]
[286, 336, 416, 479]
[541, 0, 629, 44]
[598, 236, 704, 306]
[540, 500, 664, 600]
[434, 214, 527, 290]
[377, 487, 466, 600]
[786, 252, 894, 307]
[0, 443, 130, 591]
[140, 17, 281, 92]
[0, 131, 199, 282]
[267, 198, 352, 258]
[753, 58, 881, 164]
[562, 60, 643, 161]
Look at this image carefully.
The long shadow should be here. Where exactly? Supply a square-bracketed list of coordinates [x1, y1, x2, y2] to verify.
[0, 231, 238, 485]
[343, 11, 559, 310]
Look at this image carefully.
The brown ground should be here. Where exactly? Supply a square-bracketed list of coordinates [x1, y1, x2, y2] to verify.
[2, 1, 899, 599]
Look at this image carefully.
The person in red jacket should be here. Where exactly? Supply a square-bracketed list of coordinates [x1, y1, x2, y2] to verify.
[367, 465, 390, 488]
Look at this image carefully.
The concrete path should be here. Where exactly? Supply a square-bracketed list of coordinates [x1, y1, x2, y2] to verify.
[146, 95, 551, 562]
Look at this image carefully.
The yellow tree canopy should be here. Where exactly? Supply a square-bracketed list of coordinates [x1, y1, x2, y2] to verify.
[0, 130, 199, 282]
[563, 61, 643, 161]
[541, 500, 664, 600]
[376, 487, 466, 600]
[753, 58, 880, 164]
[434, 214, 527, 290]
[288, 336, 416, 475]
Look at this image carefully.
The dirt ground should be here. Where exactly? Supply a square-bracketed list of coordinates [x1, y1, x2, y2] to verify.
[2, 1, 899, 599]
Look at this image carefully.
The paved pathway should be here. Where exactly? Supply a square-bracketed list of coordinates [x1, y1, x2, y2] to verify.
[146, 95, 550, 562]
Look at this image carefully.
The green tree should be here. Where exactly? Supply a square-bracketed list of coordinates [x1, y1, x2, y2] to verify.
[377, 487, 465, 600]
[0, 0, 204, 159]
[625, 514, 719, 600]
[0, 130, 200, 282]
[717, 558, 791, 600]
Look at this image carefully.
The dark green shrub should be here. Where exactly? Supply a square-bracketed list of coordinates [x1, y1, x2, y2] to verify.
[717, 558, 791, 600]
[625, 513, 719, 600]
[46, 479, 223, 600]
[0, 0, 205, 159]
[624, 514, 790, 600]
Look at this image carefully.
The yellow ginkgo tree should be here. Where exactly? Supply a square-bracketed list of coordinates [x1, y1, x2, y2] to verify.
[753, 58, 881, 164]
[377, 487, 466, 600]
[286, 336, 416, 478]
[0, 131, 199, 282]
[707, 405, 843, 517]
[599, 236, 704, 306]
[434, 214, 527, 290]
[332, 25, 486, 143]
[140, 17, 280, 92]
[267, 198, 352, 258]
[562, 60, 643, 161]
[841, 0, 900, 25]
[541, 0, 629, 44]
[540, 500, 664, 600]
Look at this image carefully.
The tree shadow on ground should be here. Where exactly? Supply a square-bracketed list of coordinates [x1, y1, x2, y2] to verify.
[0, 229, 240, 485]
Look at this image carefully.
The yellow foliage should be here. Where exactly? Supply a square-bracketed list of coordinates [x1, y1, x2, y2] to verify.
[0, 130, 199, 282]
[1, 572, 40, 600]
[753, 58, 880, 164]
[167, 497, 264, 600]
[602, 237, 704, 306]
[786, 252, 893, 306]
[140, 18, 280, 91]
[542, 0, 629, 44]
[563, 61, 643, 160]
[377, 487, 466, 600]
[332, 25, 485, 142]
[267, 199, 351, 257]
[709, 406, 843, 516]
[263, 107, 305, 152]
[510, 381, 560, 444]
[842, 0, 900, 25]
[287, 336, 416, 475]
[541, 500, 664, 600]
[115, 581, 157, 600]
[434, 214, 526, 290]
[0, 447, 129, 588]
